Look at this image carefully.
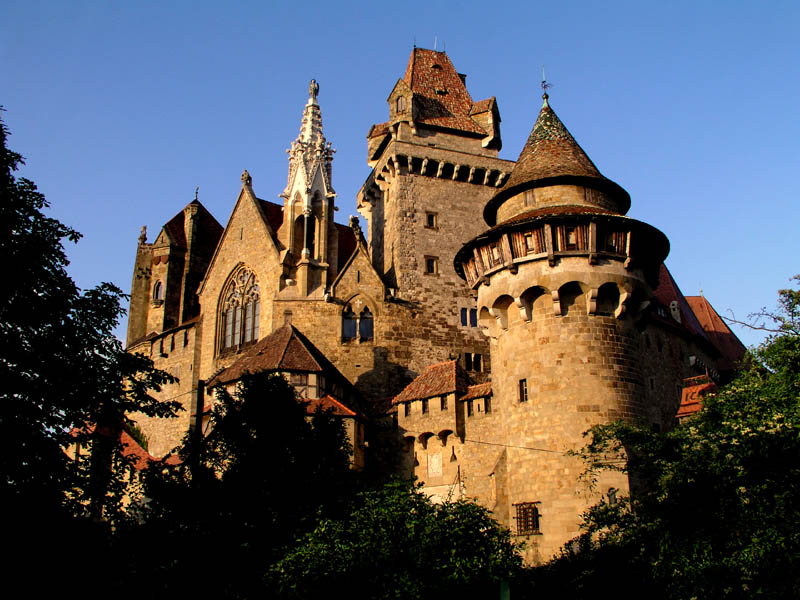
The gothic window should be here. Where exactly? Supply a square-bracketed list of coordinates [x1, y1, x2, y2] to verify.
[219, 266, 260, 353]
[342, 300, 375, 343]
[396, 96, 407, 113]
[342, 307, 357, 341]
[514, 502, 541, 535]
[359, 307, 374, 340]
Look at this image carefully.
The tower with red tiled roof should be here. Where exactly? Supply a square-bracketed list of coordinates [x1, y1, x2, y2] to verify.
[453, 87, 672, 561]
[357, 48, 514, 382]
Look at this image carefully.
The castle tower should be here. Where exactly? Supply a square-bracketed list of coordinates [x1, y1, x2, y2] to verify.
[454, 89, 669, 561]
[357, 48, 514, 376]
[278, 79, 338, 296]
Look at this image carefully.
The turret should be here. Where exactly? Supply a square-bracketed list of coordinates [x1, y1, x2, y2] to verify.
[454, 87, 669, 561]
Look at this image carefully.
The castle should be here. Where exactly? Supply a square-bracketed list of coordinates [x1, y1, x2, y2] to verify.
[125, 48, 744, 562]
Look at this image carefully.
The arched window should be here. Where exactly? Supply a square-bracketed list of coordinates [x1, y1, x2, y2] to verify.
[396, 96, 407, 113]
[219, 267, 260, 352]
[342, 307, 357, 341]
[153, 280, 164, 301]
[342, 301, 375, 343]
[359, 307, 373, 340]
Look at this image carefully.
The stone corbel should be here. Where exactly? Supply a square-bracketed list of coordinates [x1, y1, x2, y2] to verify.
[452, 164, 461, 180]
[587, 288, 599, 315]
[421, 158, 429, 176]
[551, 290, 562, 317]
[488, 306, 507, 331]
[495, 172, 507, 187]
[468, 166, 476, 183]
[616, 291, 630, 319]
[436, 162, 444, 178]
[514, 296, 531, 322]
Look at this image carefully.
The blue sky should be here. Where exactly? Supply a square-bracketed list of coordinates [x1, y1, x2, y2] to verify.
[3, 1, 798, 346]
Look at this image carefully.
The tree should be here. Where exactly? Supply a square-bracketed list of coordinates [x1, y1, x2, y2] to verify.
[529, 277, 800, 599]
[130, 372, 357, 597]
[0, 113, 178, 589]
[271, 480, 524, 599]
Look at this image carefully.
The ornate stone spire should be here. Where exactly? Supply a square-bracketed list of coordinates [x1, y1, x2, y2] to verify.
[284, 79, 335, 197]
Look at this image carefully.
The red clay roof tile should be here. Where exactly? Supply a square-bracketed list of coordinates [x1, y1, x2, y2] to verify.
[402, 48, 486, 135]
[686, 295, 747, 373]
[460, 382, 492, 402]
[393, 360, 469, 404]
[307, 395, 358, 417]
[485, 97, 630, 225]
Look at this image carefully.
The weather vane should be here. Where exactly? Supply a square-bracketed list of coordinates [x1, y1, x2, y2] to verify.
[541, 65, 552, 100]
[195, 185, 199, 201]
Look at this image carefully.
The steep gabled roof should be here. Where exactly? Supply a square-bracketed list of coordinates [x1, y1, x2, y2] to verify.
[258, 198, 285, 236]
[393, 360, 469, 404]
[686, 295, 747, 373]
[652, 263, 711, 342]
[307, 395, 358, 418]
[335, 222, 358, 270]
[485, 96, 630, 225]
[161, 199, 223, 252]
[460, 382, 492, 402]
[208, 324, 324, 386]
[164, 210, 187, 247]
[401, 48, 485, 135]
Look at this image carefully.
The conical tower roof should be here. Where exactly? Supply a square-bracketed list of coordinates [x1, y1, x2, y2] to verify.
[484, 94, 630, 225]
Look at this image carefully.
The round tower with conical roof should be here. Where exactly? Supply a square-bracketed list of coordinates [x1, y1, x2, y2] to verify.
[454, 91, 669, 561]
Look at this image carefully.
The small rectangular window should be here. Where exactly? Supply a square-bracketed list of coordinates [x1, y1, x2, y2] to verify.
[404, 403, 410, 417]
[469, 308, 478, 327]
[461, 308, 468, 326]
[440, 396, 448, 411]
[425, 212, 438, 229]
[467, 400, 474, 417]
[565, 227, 578, 250]
[425, 256, 438, 274]
[421, 398, 429, 414]
[524, 189, 535, 206]
[514, 502, 541, 535]
[519, 379, 528, 403]
[473, 353, 482, 373]
[464, 352, 473, 371]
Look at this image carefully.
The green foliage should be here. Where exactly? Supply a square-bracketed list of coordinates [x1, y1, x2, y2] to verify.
[133, 372, 357, 597]
[0, 112, 178, 591]
[531, 278, 800, 599]
[272, 480, 523, 599]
